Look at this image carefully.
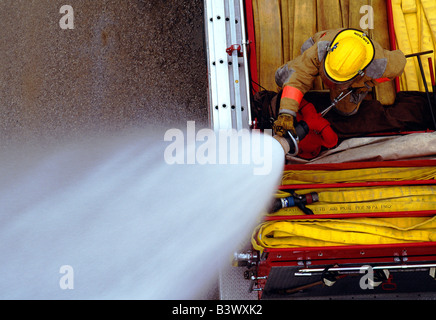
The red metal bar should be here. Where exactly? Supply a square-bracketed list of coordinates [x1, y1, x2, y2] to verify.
[244, 0, 259, 93]
[386, 0, 401, 92]
[279, 179, 436, 191]
[262, 241, 436, 262]
[283, 159, 436, 172]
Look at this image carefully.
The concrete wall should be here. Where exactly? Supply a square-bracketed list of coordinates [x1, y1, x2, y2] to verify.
[0, 0, 208, 146]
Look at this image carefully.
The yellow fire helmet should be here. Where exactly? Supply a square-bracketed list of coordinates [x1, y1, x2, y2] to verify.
[323, 29, 375, 83]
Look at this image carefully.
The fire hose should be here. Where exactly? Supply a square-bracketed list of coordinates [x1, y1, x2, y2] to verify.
[252, 213, 436, 251]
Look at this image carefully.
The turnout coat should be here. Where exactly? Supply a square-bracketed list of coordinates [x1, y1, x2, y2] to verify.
[275, 28, 407, 116]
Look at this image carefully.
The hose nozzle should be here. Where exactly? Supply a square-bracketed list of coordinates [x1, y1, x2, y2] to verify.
[269, 191, 319, 215]
[273, 121, 309, 156]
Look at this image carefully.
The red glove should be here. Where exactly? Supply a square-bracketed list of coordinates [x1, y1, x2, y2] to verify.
[296, 100, 338, 159]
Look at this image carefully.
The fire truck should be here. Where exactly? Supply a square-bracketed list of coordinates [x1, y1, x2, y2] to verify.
[204, 0, 436, 299]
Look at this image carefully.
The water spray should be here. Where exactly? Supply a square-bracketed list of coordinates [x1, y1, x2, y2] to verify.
[0, 129, 284, 299]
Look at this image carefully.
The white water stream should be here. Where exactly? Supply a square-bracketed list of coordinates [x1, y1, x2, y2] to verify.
[0, 129, 284, 299]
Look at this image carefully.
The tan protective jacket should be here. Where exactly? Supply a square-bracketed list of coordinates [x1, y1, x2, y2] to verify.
[275, 28, 407, 115]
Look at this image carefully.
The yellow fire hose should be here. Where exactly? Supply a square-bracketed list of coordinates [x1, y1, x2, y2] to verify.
[281, 166, 436, 185]
[252, 215, 436, 251]
[272, 185, 436, 215]
[252, 166, 436, 251]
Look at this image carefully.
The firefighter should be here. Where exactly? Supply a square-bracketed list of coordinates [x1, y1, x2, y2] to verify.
[273, 28, 407, 137]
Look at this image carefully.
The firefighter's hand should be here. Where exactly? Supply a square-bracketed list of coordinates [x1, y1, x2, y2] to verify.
[273, 114, 296, 137]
